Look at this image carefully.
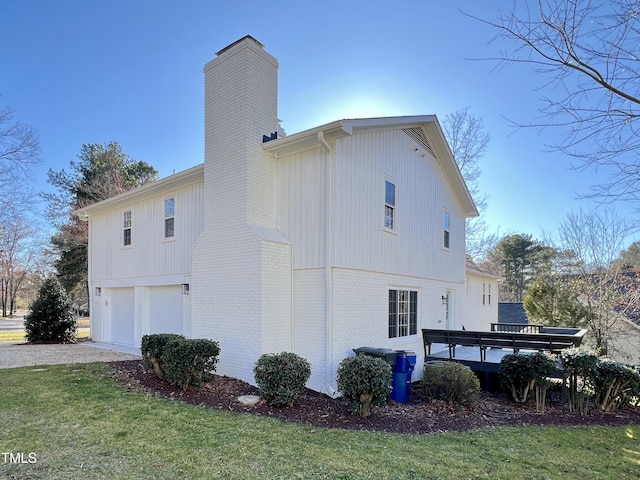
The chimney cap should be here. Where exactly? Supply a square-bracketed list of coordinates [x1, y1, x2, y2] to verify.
[216, 35, 264, 56]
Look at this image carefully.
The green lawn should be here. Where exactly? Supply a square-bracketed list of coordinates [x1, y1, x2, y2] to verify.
[0, 328, 90, 343]
[1, 363, 639, 479]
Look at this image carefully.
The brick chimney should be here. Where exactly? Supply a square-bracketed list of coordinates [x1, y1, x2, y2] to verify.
[191, 36, 292, 384]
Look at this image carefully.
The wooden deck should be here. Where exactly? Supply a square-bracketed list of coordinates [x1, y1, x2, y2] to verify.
[425, 346, 564, 389]
[426, 346, 512, 373]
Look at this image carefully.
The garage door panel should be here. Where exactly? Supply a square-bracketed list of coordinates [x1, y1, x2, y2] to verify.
[149, 286, 183, 335]
[110, 288, 135, 345]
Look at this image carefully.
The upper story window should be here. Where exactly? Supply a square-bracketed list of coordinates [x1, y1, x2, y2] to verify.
[384, 179, 396, 231]
[443, 210, 451, 249]
[482, 282, 493, 306]
[123, 210, 132, 246]
[388, 289, 417, 338]
[164, 198, 175, 238]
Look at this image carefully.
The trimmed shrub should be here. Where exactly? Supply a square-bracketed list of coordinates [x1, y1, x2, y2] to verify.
[423, 361, 480, 408]
[560, 348, 599, 414]
[499, 354, 535, 403]
[141, 333, 186, 380]
[254, 352, 311, 407]
[499, 352, 555, 410]
[593, 359, 640, 412]
[24, 276, 77, 344]
[337, 354, 392, 417]
[161, 338, 220, 390]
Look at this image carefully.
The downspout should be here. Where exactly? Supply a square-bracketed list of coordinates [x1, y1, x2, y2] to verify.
[318, 131, 337, 397]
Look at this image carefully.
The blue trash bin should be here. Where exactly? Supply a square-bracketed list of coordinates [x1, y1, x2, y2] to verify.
[391, 350, 417, 403]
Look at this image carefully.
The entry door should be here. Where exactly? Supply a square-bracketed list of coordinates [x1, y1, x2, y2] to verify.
[445, 290, 454, 329]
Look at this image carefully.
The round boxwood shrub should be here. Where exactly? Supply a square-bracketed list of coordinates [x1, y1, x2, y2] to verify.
[254, 352, 311, 407]
[141, 333, 187, 380]
[162, 338, 220, 390]
[423, 361, 480, 408]
[337, 354, 392, 417]
[24, 276, 77, 344]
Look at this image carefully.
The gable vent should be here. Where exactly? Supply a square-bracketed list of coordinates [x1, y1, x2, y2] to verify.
[402, 127, 436, 159]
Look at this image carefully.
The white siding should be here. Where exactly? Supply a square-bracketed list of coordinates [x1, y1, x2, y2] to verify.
[331, 129, 466, 282]
[462, 272, 499, 331]
[276, 147, 327, 269]
[88, 180, 203, 282]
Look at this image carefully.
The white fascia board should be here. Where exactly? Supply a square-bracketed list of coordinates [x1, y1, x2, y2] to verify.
[466, 267, 503, 281]
[73, 163, 204, 220]
[263, 115, 437, 156]
[421, 118, 479, 218]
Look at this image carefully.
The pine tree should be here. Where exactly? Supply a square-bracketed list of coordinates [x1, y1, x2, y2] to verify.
[24, 276, 77, 343]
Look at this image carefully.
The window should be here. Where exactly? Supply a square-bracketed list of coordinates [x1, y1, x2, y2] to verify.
[388, 289, 417, 338]
[164, 198, 175, 238]
[384, 179, 396, 230]
[483, 283, 492, 306]
[443, 210, 451, 249]
[123, 210, 132, 246]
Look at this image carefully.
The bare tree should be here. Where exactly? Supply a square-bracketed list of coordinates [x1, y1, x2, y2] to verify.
[442, 107, 497, 260]
[554, 208, 639, 356]
[0, 98, 40, 209]
[468, 0, 640, 202]
[0, 217, 42, 317]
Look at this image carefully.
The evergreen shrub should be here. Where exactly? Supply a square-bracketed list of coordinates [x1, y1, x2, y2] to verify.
[593, 359, 640, 412]
[162, 338, 220, 390]
[24, 276, 77, 344]
[141, 334, 220, 390]
[337, 354, 392, 417]
[560, 348, 599, 414]
[141, 333, 186, 380]
[253, 352, 311, 407]
[423, 361, 480, 408]
[499, 352, 555, 412]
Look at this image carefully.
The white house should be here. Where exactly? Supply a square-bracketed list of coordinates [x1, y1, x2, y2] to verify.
[75, 35, 495, 395]
[462, 257, 501, 331]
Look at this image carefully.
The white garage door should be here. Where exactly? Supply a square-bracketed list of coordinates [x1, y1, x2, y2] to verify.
[149, 285, 184, 335]
[110, 288, 135, 345]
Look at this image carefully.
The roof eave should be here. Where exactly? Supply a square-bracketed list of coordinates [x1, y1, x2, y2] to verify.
[73, 163, 204, 220]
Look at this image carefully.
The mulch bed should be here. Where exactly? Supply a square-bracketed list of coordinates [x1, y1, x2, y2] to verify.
[110, 360, 640, 435]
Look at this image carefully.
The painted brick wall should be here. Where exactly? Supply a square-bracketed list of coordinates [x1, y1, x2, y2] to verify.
[191, 37, 291, 385]
[292, 269, 327, 393]
[327, 268, 467, 392]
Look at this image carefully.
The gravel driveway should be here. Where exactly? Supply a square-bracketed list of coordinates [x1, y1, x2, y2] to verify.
[0, 341, 140, 369]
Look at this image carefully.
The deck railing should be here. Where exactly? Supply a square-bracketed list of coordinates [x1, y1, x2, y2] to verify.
[490, 323, 544, 334]
[422, 327, 588, 362]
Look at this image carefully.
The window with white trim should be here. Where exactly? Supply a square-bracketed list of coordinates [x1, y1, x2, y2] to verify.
[384, 179, 396, 231]
[443, 210, 451, 249]
[123, 210, 132, 246]
[388, 289, 417, 338]
[482, 282, 492, 306]
[164, 198, 175, 238]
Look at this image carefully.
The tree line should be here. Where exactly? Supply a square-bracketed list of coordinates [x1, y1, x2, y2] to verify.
[482, 213, 640, 358]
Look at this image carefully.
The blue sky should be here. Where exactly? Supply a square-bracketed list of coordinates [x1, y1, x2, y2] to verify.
[2, 0, 637, 249]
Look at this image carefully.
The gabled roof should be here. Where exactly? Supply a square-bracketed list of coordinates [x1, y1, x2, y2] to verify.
[263, 115, 478, 218]
[466, 256, 503, 280]
[74, 115, 479, 219]
[73, 163, 204, 219]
